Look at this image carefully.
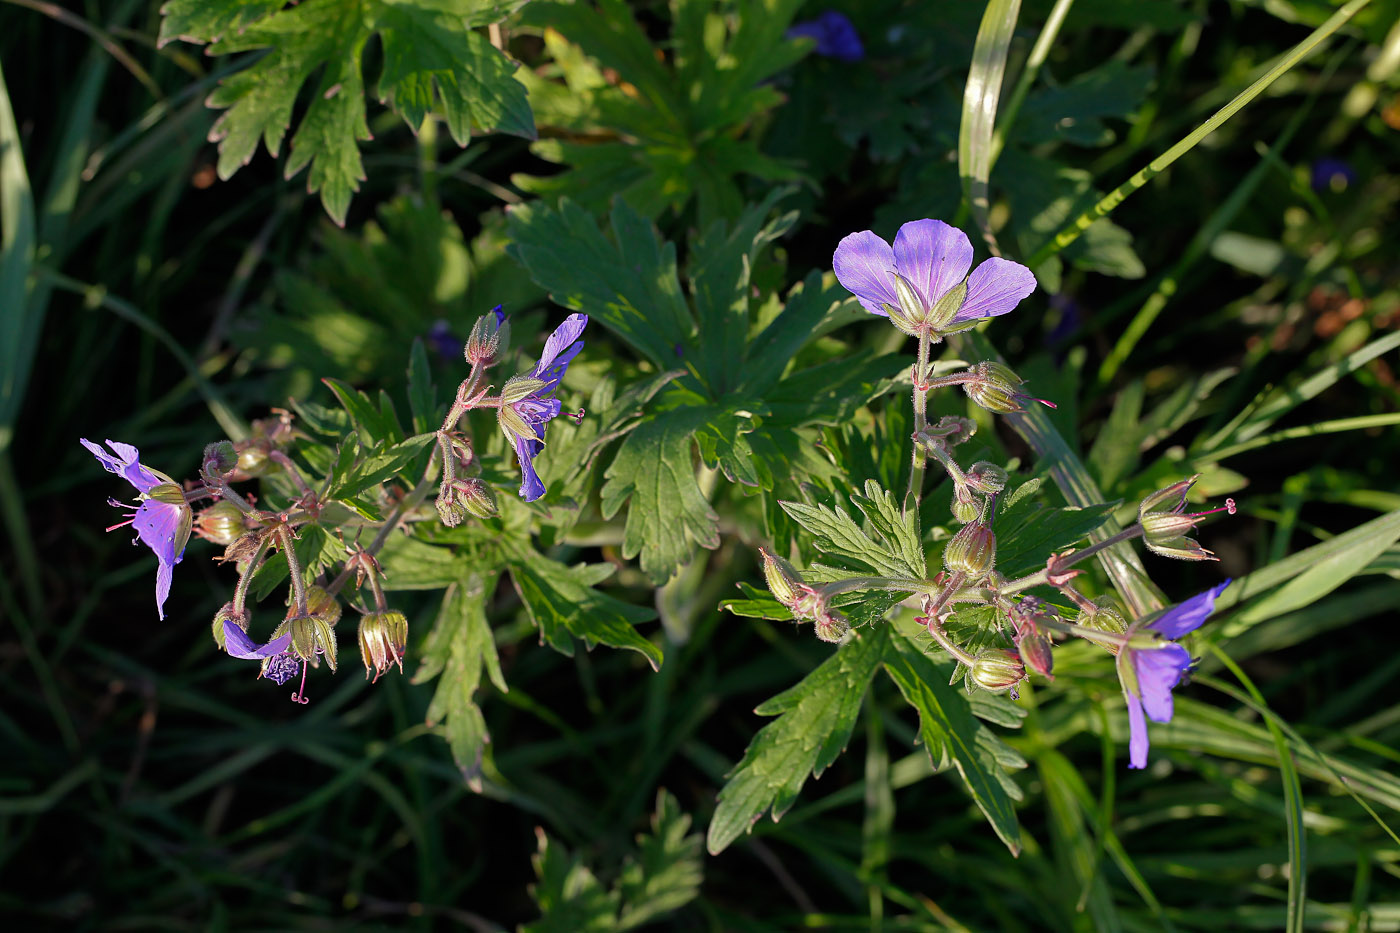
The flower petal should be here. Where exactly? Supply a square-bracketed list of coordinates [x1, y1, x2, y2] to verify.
[535, 313, 588, 378]
[833, 230, 898, 316]
[1148, 580, 1231, 639]
[1124, 688, 1149, 769]
[224, 618, 292, 659]
[893, 220, 972, 311]
[515, 436, 547, 502]
[953, 258, 1037, 323]
[1134, 643, 1192, 723]
[81, 437, 161, 493]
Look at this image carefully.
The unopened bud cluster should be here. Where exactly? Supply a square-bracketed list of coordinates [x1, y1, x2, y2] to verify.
[759, 548, 850, 643]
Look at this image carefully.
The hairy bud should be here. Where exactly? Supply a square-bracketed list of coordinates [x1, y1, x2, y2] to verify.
[456, 478, 497, 519]
[1017, 631, 1055, 679]
[944, 521, 997, 580]
[950, 487, 982, 524]
[813, 606, 851, 643]
[466, 306, 509, 367]
[965, 461, 1007, 494]
[1138, 475, 1234, 561]
[203, 440, 238, 476]
[194, 501, 248, 546]
[759, 547, 803, 610]
[970, 649, 1025, 693]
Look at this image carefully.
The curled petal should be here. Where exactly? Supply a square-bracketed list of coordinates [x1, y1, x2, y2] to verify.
[514, 436, 547, 502]
[1134, 643, 1192, 723]
[535, 313, 588, 381]
[1148, 580, 1231, 639]
[893, 219, 972, 312]
[833, 230, 898, 316]
[80, 437, 162, 493]
[954, 258, 1037, 323]
[1125, 688, 1150, 769]
[224, 619, 292, 660]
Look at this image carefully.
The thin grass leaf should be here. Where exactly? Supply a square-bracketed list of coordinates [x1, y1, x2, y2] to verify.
[959, 0, 1021, 252]
[1028, 0, 1372, 266]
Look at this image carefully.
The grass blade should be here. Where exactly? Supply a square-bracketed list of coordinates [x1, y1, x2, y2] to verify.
[959, 0, 1021, 254]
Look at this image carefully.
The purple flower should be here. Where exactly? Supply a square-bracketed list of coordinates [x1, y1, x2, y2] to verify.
[81, 438, 193, 620]
[833, 219, 1036, 337]
[1311, 157, 1356, 193]
[788, 10, 864, 62]
[223, 618, 292, 660]
[497, 313, 587, 501]
[1118, 581, 1231, 769]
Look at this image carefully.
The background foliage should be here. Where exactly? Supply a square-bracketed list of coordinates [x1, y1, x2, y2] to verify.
[3, 0, 1400, 929]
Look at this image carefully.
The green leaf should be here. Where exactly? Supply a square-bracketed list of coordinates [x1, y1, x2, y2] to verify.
[739, 271, 856, 398]
[507, 198, 692, 368]
[781, 483, 925, 580]
[524, 830, 621, 933]
[600, 407, 721, 584]
[1016, 60, 1155, 147]
[994, 485, 1116, 579]
[882, 628, 1023, 854]
[162, 0, 533, 224]
[508, 549, 662, 671]
[322, 376, 401, 445]
[330, 433, 434, 501]
[615, 790, 704, 930]
[406, 338, 436, 435]
[707, 626, 889, 855]
[417, 578, 505, 790]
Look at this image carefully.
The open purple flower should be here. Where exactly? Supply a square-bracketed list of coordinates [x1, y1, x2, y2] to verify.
[833, 219, 1036, 338]
[788, 10, 864, 62]
[81, 438, 193, 620]
[497, 313, 587, 501]
[1118, 581, 1231, 769]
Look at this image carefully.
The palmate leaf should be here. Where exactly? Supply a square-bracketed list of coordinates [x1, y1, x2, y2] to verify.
[159, 0, 534, 225]
[707, 625, 890, 855]
[416, 577, 506, 790]
[780, 481, 925, 580]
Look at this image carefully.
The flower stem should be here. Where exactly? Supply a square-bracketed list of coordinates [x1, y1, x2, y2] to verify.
[232, 536, 272, 616]
[924, 612, 976, 665]
[278, 524, 308, 617]
[999, 524, 1146, 596]
[904, 330, 934, 513]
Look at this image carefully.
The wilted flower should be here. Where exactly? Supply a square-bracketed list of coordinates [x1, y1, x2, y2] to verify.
[81, 438, 193, 620]
[1118, 581, 1231, 769]
[787, 10, 864, 62]
[497, 313, 587, 501]
[1138, 476, 1236, 561]
[222, 617, 292, 660]
[359, 610, 409, 681]
[833, 220, 1036, 338]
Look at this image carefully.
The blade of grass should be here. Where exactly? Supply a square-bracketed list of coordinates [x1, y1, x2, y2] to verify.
[0, 59, 37, 454]
[1208, 647, 1307, 933]
[959, 0, 1021, 254]
[1095, 42, 1348, 387]
[990, 0, 1075, 168]
[1028, 0, 1372, 267]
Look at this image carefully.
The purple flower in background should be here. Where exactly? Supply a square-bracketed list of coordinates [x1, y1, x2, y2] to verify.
[81, 438, 192, 620]
[833, 219, 1037, 338]
[223, 618, 292, 661]
[426, 319, 460, 361]
[788, 10, 864, 62]
[497, 313, 587, 501]
[1118, 581, 1231, 769]
[1311, 157, 1356, 193]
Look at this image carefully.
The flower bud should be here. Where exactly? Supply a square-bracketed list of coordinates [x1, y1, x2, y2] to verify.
[964, 361, 1028, 414]
[950, 487, 981, 524]
[1138, 475, 1233, 561]
[759, 547, 802, 610]
[236, 445, 273, 478]
[359, 610, 409, 681]
[212, 603, 248, 651]
[943, 521, 997, 580]
[436, 486, 467, 527]
[965, 461, 1007, 494]
[931, 415, 977, 447]
[194, 501, 249, 546]
[1017, 631, 1054, 679]
[813, 606, 851, 643]
[1076, 596, 1129, 653]
[203, 440, 239, 476]
[465, 307, 509, 367]
[970, 649, 1025, 693]
[455, 478, 497, 519]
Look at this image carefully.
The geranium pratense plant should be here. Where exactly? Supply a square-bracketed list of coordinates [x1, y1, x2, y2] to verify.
[81, 309, 593, 706]
[757, 217, 1237, 770]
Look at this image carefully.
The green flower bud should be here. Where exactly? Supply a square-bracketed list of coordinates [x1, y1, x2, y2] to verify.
[759, 547, 803, 610]
[970, 649, 1025, 693]
[436, 485, 467, 527]
[195, 501, 248, 546]
[204, 440, 238, 476]
[814, 606, 851, 643]
[943, 521, 997, 580]
[359, 610, 409, 681]
[236, 446, 273, 478]
[456, 478, 497, 519]
[466, 308, 509, 367]
[964, 361, 1027, 414]
[965, 461, 1007, 494]
[950, 487, 981, 524]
